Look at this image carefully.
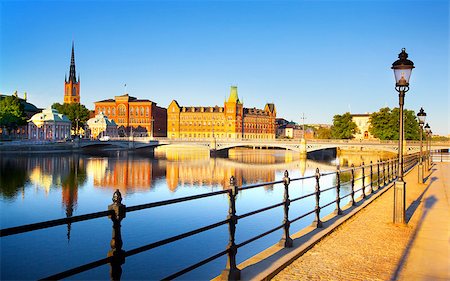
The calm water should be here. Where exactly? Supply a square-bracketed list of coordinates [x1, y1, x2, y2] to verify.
[0, 148, 392, 280]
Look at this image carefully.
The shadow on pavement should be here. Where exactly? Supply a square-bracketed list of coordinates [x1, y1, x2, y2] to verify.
[390, 194, 438, 281]
[405, 176, 437, 223]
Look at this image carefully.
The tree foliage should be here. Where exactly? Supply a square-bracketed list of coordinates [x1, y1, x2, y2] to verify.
[369, 107, 419, 140]
[52, 103, 90, 132]
[315, 126, 332, 139]
[0, 95, 27, 134]
[330, 112, 358, 139]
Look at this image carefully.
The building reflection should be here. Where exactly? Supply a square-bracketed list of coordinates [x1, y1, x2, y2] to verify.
[87, 156, 166, 195]
[159, 148, 300, 191]
[337, 150, 396, 167]
[15, 155, 86, 240]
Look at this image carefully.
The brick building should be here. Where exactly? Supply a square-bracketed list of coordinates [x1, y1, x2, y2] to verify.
[167, 86, 276, 140]
[94, 94, 167, 137]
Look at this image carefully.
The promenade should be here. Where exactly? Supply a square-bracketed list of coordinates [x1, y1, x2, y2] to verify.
[272, 162, 449, 281]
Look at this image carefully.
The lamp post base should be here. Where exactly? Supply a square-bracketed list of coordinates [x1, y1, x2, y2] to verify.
[393, 181, 406, 224]
[418, 164, 424, 184]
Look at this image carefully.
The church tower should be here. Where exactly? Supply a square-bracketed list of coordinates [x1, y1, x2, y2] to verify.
[64, 42, 80, 104]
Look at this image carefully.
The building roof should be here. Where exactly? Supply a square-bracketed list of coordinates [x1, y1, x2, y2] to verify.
[95, 94, 155, 104]
[0, 94, 40, 116]
[351, 113, 371, 117]
[87, 112, 117, 127]
[227, 86, 242, 104]
[29, 107, 71, 124]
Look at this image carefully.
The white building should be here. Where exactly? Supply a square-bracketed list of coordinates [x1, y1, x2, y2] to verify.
[28, 108, 71, 140]
[85, 112, 118, 139]
[351, 113, 375, 140]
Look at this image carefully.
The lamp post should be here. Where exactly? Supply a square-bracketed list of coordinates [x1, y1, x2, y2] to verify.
[75, 117, 80, 138]
[391, 48, 415, 224]
[417, 108, 426, 183]
[424, 123, 430, 171]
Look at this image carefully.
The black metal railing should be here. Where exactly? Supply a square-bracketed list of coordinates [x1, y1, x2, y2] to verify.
[0, 154, 420, 280]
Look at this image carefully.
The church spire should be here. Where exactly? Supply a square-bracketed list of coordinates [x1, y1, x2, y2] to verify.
[69, 41, 77, 83]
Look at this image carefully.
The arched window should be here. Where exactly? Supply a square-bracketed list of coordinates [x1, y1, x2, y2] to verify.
[118, 105, 126, 116]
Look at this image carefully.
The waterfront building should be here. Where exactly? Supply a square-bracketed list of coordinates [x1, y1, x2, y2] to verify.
[351, 113, 375, 140]
[276, 120, 314, 139]
[28, 107, 71, 140]
[85, 112, 118, 139]
[167, 86, 276, 140]
[94, 94, 167, 137]
[0, 91, 40, 139]
[64, 43, 80, 104]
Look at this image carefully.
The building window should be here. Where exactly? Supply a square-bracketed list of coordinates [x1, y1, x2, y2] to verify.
[118, 105, 126, 116]
[140, 107, 144, 116]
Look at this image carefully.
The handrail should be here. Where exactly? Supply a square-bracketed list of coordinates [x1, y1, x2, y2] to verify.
[1, 155, 420, 280]
[0, 210, 113, 237]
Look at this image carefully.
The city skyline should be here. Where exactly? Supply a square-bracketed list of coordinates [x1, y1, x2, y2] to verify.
[1, 0, 448, 135]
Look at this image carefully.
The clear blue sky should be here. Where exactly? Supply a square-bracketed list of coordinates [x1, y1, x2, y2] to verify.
[1, 0, 448, 135]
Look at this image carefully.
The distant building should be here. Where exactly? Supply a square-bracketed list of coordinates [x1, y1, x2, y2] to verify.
[351, 113, 375, 140]
[28, 107, 71, 140]
[85, 112, 118, 139]
[167, 86, 276, 140]
[94, 94, 167, 137]
[64, 43, 80, 104]
[0, 92, 40, 139]
[276, 120, 314, 139]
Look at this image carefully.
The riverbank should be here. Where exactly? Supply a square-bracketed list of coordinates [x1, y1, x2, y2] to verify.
[0, 140, 79, 153]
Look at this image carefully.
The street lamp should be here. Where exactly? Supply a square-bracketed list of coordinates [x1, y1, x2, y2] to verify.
[424, 123, 431, 170]
[417, 107, 426, 183]
[391, 48, 415, 224]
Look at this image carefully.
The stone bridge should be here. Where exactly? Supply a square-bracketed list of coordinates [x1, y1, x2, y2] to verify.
[77, 138, 450, 155]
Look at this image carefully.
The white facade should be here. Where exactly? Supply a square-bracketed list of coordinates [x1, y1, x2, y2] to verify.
[351, 114, 375, 140]
[28, 108, 71, 140]
[86, 112, 118, 139]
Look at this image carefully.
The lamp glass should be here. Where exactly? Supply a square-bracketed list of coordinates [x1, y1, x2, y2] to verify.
[393, 68, 412, 86]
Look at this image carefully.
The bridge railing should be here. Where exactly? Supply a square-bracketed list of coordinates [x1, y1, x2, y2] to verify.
[0, 155, 420, 280]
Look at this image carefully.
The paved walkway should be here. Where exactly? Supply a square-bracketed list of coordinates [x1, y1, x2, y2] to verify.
[272, 163, 449, 281]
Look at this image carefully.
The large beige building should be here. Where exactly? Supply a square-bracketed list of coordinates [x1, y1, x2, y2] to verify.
[167, 86, 276, 140]
[351, 113, 375, 140]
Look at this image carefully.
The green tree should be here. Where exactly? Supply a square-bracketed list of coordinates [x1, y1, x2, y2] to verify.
[369, 107, 419, 140]
[330, 112, 358, 139]
[0, 95, 27, 135]
[316, 126, 332, 139]
[52, 103, 90, 133]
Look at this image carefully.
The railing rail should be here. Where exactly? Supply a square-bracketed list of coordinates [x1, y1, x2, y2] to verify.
[1, 154, 421, 280]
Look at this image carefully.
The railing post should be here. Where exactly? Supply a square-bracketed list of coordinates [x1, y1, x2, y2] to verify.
[361, 162, 366, 200]
[369, 161, 373, 194]
[387, 159, 390, 182]
[108, 189, 126, 281]
[279, 170, 293, 248]
[221, 176, 241, 281]
[377, 160, 381, 190]
[334, 165, 342, 215]
[312, 168, 323, 228]
[394, 156, 398, 179]
[382, 160, 386, 186]
[350, 164, 355, 206]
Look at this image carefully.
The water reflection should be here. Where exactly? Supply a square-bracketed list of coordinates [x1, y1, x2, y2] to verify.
[0, 149, 396, 205]
[0, 148, 397, 280]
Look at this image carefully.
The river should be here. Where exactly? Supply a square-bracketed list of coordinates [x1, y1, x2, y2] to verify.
[0, 148, 394, 280]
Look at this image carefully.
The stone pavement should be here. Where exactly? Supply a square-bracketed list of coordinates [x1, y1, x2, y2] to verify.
[272, 163, 449, 281]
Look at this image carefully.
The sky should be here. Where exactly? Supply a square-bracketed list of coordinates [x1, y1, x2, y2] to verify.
[1, 0, 448, 135]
